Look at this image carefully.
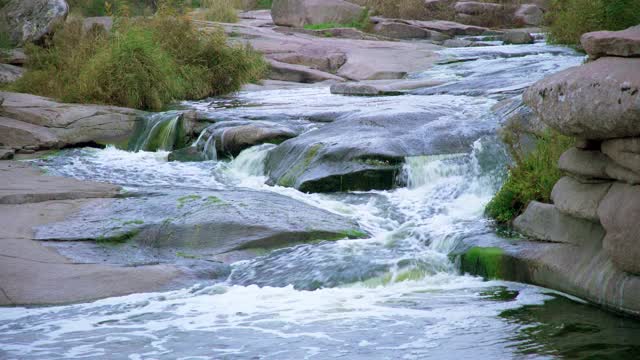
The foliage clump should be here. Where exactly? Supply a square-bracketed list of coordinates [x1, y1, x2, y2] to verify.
[9, 12, 267, 110]
[485, 131, 573, 224]
[546, 0, 640, 46]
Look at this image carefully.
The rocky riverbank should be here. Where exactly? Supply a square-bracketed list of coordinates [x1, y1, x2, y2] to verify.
[462, 25, 640, 317]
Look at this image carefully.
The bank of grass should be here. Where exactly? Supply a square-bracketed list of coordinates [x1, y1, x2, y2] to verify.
[546, 0, 640, 46]
[485, 131, 574, 224]
[9, 14, 267, 110]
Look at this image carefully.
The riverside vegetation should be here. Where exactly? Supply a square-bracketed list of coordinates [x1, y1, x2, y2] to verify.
[485, 0, 640, 223]
[5, 3, 267, 110]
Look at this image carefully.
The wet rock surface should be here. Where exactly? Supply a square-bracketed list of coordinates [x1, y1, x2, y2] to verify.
[35, 189, 365, 264]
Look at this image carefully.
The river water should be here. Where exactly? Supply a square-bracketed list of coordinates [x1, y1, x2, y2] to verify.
[2, 42, 640, 359]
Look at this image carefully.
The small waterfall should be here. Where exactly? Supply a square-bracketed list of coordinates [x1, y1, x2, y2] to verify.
[403, 153, 466, 189]
[129, 112, 184, 152]
[227, 143, 276, 178]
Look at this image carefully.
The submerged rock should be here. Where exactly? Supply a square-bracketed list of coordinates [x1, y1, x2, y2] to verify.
[34, 189, 367, 263]
[502, 30, 534, 45]
[0, 0, 69, 45]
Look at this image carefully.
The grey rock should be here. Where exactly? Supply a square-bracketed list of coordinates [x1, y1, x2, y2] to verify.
[503, 30, 534, 44]
[406, 19, 488, 36]
[598, 182, 640, 274]
[0, 0, 69, 45]
[601, 137, 640, 174]
[524, 57, 640, 139]
[268, 59, 346, 83]
[372, 22, 443, 40]
[0, 64, 24, 83]
[454, 1, 503, 15]
[514, 4, 544, 26]
[270, 51, 347, 73]
[581, 25, 640, 59]
[514, 201, 605, 245]
[330, 79, 444, 96]
[200, 120, 299, 157]
[271, 0, 365, 28]
[558, 147, 610, 180]
[551, 176, 612, 222]
[266, 110, 494, 192]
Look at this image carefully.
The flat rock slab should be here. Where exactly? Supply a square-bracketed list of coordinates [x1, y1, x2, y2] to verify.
[330, 79, 445, 96]
[0, 161, 120, 204]
[581, 25, 640, 59]
[0, 91, 143, 150]
[34, 189, 366, 261]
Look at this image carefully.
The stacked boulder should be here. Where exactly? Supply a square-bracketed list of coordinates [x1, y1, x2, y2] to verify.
[516, 25, 640, 275]
[453, 1, 546, 27]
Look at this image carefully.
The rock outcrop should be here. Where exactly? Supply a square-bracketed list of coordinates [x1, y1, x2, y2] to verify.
[581, 25, 640, 59]
[510, 25, 640, 315]
[271, 0, 365, 28]
[0, 91, 143, 152]
[0, 0, 69, 46]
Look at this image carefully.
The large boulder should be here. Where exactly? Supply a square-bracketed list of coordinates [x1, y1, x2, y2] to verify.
[195, 121, 299, 157]
[372, 22, 448, 40]
[523, 57, 640, 139]
[514, 201, 605, 245]
[598, 183, 640, 274]
[0, 0, 69, 46]
[271, 0, 365, 28]
[454, 1, 503, 15]
[408, 19, 488, 36]
[502, 30, 534, 44]
[0, 91, 143, 151]
[581, 25, 640, 59]
[513, 4, 544, 26]
[265, 107, 494, 192]
[268, 59, 346, 83]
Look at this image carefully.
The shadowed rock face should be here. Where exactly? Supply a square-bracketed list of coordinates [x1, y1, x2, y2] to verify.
[0, 0, 69, 45]
[34, 189, 366, 264]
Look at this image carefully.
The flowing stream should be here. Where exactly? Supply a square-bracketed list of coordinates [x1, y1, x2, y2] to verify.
[2, 42, 640, 359]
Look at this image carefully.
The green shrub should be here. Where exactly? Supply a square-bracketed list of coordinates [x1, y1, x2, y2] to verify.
[200, 0, 240, 22]
[67, 0, 158, 17]
[10, 15, 267, 110]
[546, 0, 640, 46]
[79, 23, 182, 110]
[485, 131, 574, 224]
[256, 0, 272, 9]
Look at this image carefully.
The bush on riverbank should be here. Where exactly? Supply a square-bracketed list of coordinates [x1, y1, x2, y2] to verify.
[546, 0, 640, 46]
[201, 0, 240, 22]
[485, 131, 573, 224]
[9, 13, 267, 110]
